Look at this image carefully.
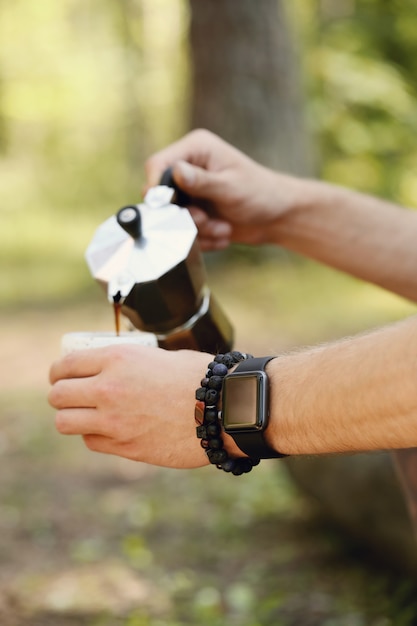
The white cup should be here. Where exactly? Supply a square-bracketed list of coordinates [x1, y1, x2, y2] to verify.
[61, 331, 158, 355]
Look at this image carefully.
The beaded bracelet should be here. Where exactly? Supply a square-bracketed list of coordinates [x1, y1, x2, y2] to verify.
[195, 351, 261, 475]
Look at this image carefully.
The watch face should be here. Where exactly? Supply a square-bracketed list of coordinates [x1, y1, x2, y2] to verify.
[222, 372, 267, 431]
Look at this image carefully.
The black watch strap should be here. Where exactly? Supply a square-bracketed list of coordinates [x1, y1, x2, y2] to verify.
[229, 356, 286, 460]
[234, 356, 275, 372]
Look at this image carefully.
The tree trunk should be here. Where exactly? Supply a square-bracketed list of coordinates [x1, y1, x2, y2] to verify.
[188, 0, 311, 175]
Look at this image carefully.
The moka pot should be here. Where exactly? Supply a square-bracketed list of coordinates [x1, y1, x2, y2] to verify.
[85, 170, 233, 353]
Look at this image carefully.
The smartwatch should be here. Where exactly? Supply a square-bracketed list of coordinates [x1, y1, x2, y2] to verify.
[221, 356, 286, 459]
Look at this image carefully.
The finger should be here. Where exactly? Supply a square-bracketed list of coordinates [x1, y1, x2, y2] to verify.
[54, 407, 103, 436]
[82, 434, 136, 459]
[144, 129, 216, 186]
[146, 158, 222, 203]
[188, 207, 232, 238]
[188, 206, 209, 227]
[48, 377, 97, 410]
[171, 160, 223, 201]
[198, 236, 231, 252]
[82, 434, 167, 464]
[203, 219, 232, 240]
[49, 349, 105, 384]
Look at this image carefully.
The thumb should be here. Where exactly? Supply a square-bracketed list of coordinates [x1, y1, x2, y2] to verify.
[173, 160, 219, 200]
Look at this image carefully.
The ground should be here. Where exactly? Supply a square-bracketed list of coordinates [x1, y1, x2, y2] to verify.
[2, 299, 417, 626]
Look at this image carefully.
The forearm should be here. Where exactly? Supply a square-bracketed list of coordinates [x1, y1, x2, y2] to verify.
[264, 315, 417, 456]
[271, 176, 417, 302]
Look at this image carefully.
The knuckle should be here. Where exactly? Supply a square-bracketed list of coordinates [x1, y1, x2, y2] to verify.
[191, 128, 211, 141]
[95, 377, 120, 405]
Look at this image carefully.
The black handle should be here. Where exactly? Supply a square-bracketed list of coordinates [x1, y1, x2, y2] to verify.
[117, 205, 142, 239]
[160, 167, 191, 207]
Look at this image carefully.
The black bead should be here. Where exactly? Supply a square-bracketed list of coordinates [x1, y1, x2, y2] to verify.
[204, 407, 218, 423]
[204, 407, 218, 424]
[219, 458, 236, 473]
[196, 424, 207, 439]
[208, 375, 223, 390]
[200, 439, 210, 449]
[232, 351, 249, 361]
[231, 463, 245, 476]
[206, 422, 220, 437]
[208, 437, 223, 450]
[207, 449, 228, 464]
[214, 354, 225, 363]
[240, 458, 254, 473]
[222, 354, 235, 368]
[200, 377, 209, 387]
[205, 388, 219, 405]
[212, 363, 228, 377]
[207, 361, 217, 371]
[195, 387, 206, 401]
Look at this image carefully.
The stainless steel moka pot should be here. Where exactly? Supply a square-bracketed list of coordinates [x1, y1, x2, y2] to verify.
[85, 169, 233, 353]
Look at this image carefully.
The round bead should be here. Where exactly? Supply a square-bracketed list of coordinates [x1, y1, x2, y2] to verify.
[196, 424, 207, 439]
[206, 422, 220, 437]
[222, 354, 235, 368]
[214, 354, 225, 363]
[231, 463, 245, 476]
[195, 387, 206, 401]
[208, 375, 223, 390]
[212, 363, 228, 377]
[200, 439, 210, 449]
[204, 407, 218, 423]
[207, 449, 228, 464]
[205, 388, 219, 405]
[219, 458, 236, 473]
[200, 377, 209, 387]
[208, 437, 223, 450]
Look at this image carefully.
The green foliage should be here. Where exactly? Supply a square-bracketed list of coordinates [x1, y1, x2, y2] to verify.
[288, 0, 417, 203]
[0, 0, 189, 308]
[2, 0, 417, 312]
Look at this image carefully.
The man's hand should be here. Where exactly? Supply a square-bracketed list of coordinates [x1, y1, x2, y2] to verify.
[145, 129, 299, 251]
[48, 345, 214, 468]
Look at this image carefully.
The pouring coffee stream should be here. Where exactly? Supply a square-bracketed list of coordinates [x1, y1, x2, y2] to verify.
[86, 169, 233, 353]
[112, 292, 122, 337]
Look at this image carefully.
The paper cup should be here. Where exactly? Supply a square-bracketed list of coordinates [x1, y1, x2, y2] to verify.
[61, 331, 158, 355]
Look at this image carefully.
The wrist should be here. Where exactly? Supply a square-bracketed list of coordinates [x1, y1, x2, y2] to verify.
[195, 352, 287, 474]
[221, 356, 286, 460]
[259, 171, 313, 246]
[195, 351, 262, 474]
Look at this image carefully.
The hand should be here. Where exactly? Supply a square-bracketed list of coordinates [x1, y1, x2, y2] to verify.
[145, 129, 300, 251]
[48, 345, 215, 469]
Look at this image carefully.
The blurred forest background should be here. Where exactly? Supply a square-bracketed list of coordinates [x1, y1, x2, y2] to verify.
[3, 0, 417, 624]
[2, 0, 417, 314]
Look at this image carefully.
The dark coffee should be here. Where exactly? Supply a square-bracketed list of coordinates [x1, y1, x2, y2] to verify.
[113, 301, 122, 336]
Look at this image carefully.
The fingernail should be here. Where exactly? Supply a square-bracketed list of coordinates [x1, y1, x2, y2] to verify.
[176, 161, 196, 187]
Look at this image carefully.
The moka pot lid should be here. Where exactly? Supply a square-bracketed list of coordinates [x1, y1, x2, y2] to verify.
[85, 186, 199, 300]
